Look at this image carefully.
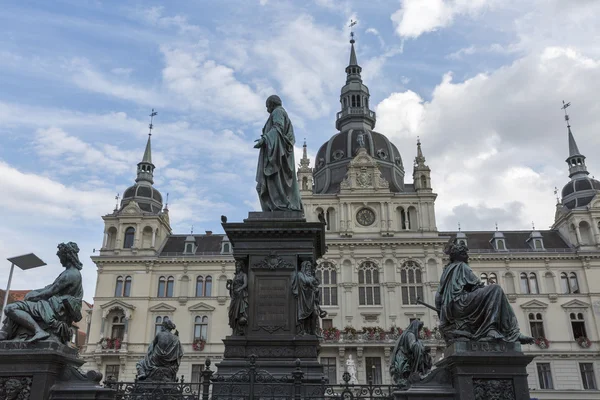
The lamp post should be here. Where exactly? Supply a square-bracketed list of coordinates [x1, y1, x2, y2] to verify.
[1, 253, 46, 323]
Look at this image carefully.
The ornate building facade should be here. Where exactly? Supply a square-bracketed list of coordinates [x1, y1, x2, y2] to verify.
[82, 38, 600, 398]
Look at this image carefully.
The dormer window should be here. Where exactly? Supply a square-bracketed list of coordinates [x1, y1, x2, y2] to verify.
[534, 239, 543, 249]
[527, 231, 544, 250]
[184, 235, 196, 254]
[495, 239, 506, 251]
[222, 243, 231, 254]
[185, 243, 194, 253]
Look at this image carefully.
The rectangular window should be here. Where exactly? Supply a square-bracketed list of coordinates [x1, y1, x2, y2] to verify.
[191, 364, 204, 384]
[529, 321, 545, 338]
[359, 287, 366, 305]
[580, 363, 597, 390]
[537, 363, 553, 389]
[366, 287, 373, 305]
[401, 287, 409, 305]
[572, 321, 587, 339]
[105, 365, 120, 381]
[373, 287, 381, 305]
[365, 357, 382, 384]
[321, 357, 337, 384]
[322, 319, 333, 330]
[331, 287, 338, 306]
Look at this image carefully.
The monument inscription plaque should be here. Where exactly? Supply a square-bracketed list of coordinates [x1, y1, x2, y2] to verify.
[255, 277, 289, 332]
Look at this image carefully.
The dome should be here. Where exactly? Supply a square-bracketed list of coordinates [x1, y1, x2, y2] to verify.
[313, 129, 405, 194]
[561, 177, 600, 209]
[121, 183, 163, 214]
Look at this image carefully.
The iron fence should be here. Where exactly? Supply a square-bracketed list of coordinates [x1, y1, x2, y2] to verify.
[104, 356, 396, 400]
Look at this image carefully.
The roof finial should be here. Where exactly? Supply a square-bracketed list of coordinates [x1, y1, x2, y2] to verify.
[349, 19, 357, 44]
[148, 108, 157, 137]
[554, 186, 559, 203]
[191, 225, 194, 234]
[165, 192, 169, 210]
[561, 100, 571, 129]
[495, 222, 498, 231]
[114, 193, 120, 211]
[532, 221, 536, 230]
[458, 222, 461, 232]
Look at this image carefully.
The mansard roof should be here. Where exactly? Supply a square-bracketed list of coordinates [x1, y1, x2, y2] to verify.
[159, 233, 225, 256]
[440, 230, 572, 251]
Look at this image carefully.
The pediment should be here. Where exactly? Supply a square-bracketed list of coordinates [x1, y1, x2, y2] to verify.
[561, 299, 590, 309]
[100, 299, 135, 311]
[188, 302, 216, 312]
[520, 300, 548, 309]
[148, 302, 177, 313]
[121, 201, 141, 215]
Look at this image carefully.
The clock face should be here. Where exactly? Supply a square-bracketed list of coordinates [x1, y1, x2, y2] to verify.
[356, 208, 376, 226]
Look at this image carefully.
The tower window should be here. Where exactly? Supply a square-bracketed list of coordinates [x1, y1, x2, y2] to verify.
[351, 95, 356, 107]
[123, 227, 135, 248]
[357, 96, 361, 107]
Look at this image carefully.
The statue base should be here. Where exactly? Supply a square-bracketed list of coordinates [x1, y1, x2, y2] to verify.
[393, 341, 534, 400]
[0, 341, 115, 400]
[215, 211, 326, 389]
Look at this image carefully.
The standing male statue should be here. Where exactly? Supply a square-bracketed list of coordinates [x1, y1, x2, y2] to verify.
[291, 260, 327, 335]
[0, 242, 83, 343]
[254, 95, 303, 212]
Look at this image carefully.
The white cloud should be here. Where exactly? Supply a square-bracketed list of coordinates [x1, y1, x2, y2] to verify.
[391, 0, 494, 38]
[376, 46, 600, 230]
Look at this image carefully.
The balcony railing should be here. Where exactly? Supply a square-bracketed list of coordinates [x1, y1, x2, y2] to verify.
[320, 329, 443, 344]
[336, 107, 376, 120]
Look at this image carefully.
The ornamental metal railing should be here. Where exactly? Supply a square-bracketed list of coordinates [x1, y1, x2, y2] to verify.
[104, 356, 395, 400]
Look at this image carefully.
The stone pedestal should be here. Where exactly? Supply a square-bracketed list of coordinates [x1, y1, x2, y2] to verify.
[216, 211, 326, 383]
[394, 341, 534, 400]
[0, 341, 115, 400]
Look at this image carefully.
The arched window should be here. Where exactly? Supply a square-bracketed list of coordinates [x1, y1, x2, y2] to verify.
[124, 276, 132, 297]
[223, 243, 230, 253]
[106, 227, 117, 249]
[569, 273, 579, 294]
[158, 276, 166, 297]
[205, 276, 212, 297]
[343, 98, 347, 108]
[357, 96, 361, 107]
[400, 261, 423, 305]
[158, 276, 174, 297]
[196, 276, 212, 297]
[166, 276, 174, 297]
[115, 276, 124, 297]
[560, 272, 570, 294]
[194, 316, 208, 340]
[351, 95, 357, 107]
[489, 273, 497, 285]
[317, 262, 337, 306]
[480, 273, 488, 286]
[528, 313, 545, 338]
[358, 261, 381, 305]
[155, 316, 169, 335]
[529, 273, 539, 294]
[111, 315, 125, 340]
[115, 276, 132, 297]
[420, 175, 427, 189]
[520, 273, 529, 293]
[196, 276, 204, 297]
[123, 227, 135, 248]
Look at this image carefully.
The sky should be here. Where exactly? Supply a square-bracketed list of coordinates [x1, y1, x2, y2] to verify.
[1, 0, 600, 301]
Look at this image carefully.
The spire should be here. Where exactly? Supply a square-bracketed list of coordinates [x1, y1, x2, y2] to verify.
[298, 139, 311, 172]
[349, 38, 358, 66]
[414, 137, 426, 167]
[561, 101, 589, 178]
[136, 109, 158, 185]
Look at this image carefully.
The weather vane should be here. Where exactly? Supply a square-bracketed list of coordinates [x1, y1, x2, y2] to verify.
[458, 222, 461, 232]
[349, 19, 357, 41]
[114, 193, 120, 211]
[495, 222, 498, 231]
[532, 221, 535, 230]
[561, 100, 571, 128]
[148, 108, 158, 137]
[554, 186, 559, 203]
[165, 192, 169, 210]
[191, 225, 194, 235]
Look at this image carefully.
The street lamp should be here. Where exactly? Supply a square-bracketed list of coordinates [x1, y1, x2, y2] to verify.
[1, 253, 46, 322]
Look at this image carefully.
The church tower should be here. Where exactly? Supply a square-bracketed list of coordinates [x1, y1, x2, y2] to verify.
[413, 138, 432, 192]
[553, 102, 600, 248]
[297, 140, 313, 194]
[100, 110, 171, 255]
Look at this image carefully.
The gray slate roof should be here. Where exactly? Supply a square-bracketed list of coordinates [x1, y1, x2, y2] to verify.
[439, 230, 572, 251]
[160, 234, 225, 256]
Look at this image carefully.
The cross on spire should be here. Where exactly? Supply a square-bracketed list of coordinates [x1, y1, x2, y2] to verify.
[554, 186, 559, 203]
[148, 108, 158, 137]
[114, 193, 120, 211]
[561, 100, 571, 129]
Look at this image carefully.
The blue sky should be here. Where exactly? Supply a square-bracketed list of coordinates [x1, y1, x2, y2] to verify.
[1, 0, 600, 300]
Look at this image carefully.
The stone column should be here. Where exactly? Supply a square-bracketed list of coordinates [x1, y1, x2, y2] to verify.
[102, 232, 108, 249]
[575, 225, 583, 245]
[151, 228, 157, 248]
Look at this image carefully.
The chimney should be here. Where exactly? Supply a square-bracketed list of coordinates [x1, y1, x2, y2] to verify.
[205, 231, 212, 236]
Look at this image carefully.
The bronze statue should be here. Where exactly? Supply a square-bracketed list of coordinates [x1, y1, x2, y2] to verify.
[227, 260, 248, 335]
[435, 242, 534, 344]
[3, 378, 23, 400]
[254, 95, 303, 212]
[389, 320, 432, 387]
[136, 319, 183, 382]
[291, 260, 327, 335]
[0, 242, 83, 343]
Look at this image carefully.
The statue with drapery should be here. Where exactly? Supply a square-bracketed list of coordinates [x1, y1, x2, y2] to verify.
[136, 319, 183, 382]
[227, 260, 248, 335]
[291, 260, 327, 335]
[435, 241, 534, 344]
[254, 95, 303, 212]
[0, 242, 83, 344]
[389, 320, 432, 387]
